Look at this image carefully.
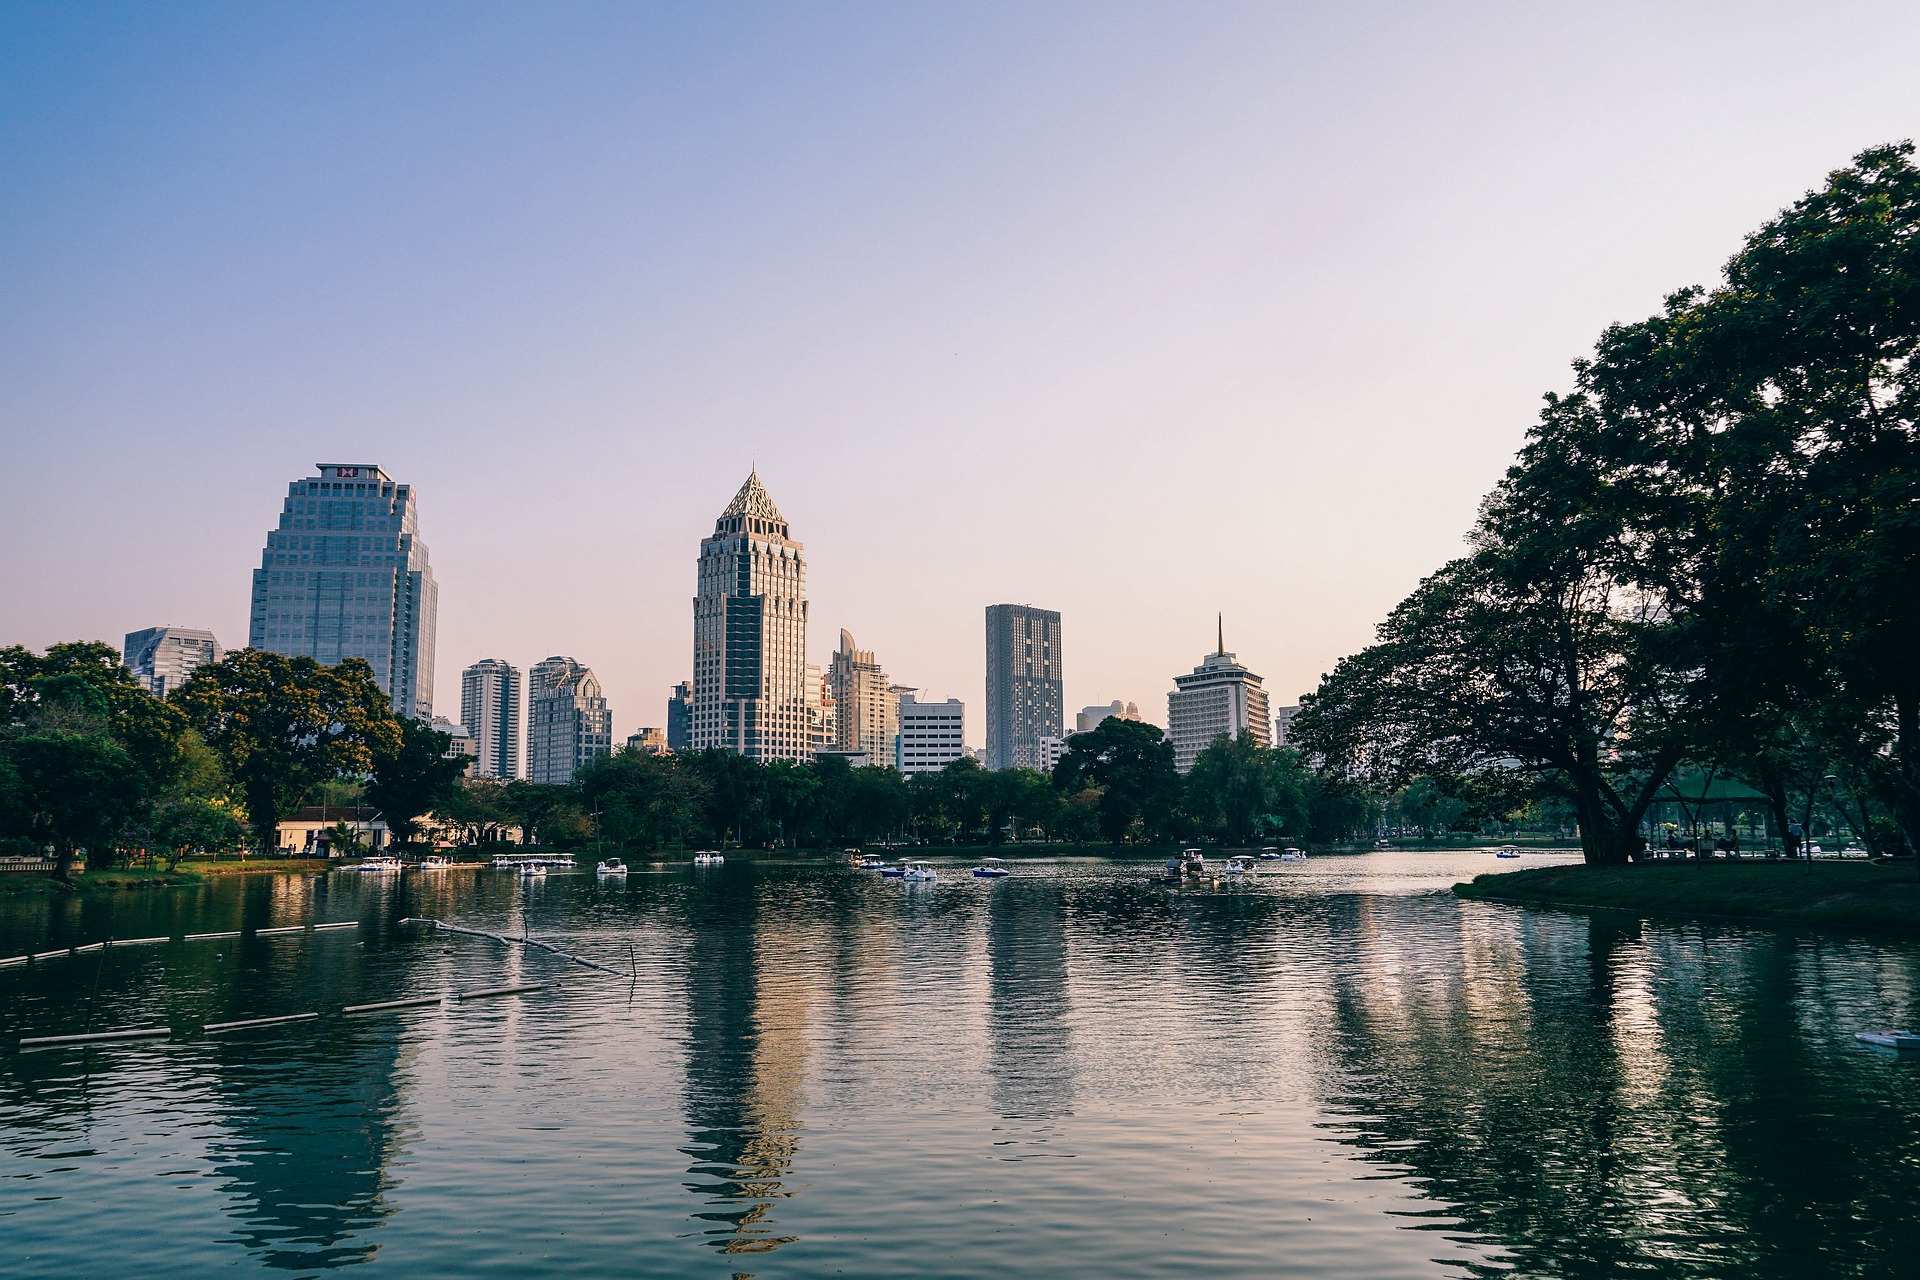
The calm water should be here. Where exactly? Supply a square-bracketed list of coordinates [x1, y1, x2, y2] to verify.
[5, 851, 1920, 1278]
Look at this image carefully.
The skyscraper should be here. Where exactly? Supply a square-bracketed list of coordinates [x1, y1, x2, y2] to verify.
[827, 630, 898, 766]
[527, 656, 613, 785]
[1166, 618, 1271, 772]
[896, 695, 965, 774]
[123, 626, 224, 698]
[667, 680, 693, 751]
[248, 463, 438, 719]
[460, 658, 522, 779]
[984, 604, 1062, 771]
[691, 471, 810, 761]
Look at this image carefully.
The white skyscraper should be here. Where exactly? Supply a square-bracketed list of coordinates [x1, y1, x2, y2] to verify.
[1166, 618, 1272, 773]
[896, 695, 965, 775]
[123, 626, 224, 698]
[527, 656, 613, 785]
[691, 471, 810, 761]
[249, 463, 438, 719]
[460, 658, 522, 779]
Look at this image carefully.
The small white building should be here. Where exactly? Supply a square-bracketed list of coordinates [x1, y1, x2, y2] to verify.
[277, 807, 390, 855]
[1034, 735, 1068, 773]
[896, 695, 967, 775]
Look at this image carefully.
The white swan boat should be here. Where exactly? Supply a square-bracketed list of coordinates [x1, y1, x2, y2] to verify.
[355, 856, 402, 873]
[518, 861, 546, 878]
[596, 858, 628, 877]
[902, 860, 937, 881]
[1225, 855, 1256, 876]
[693, 851, 724, 866]
[419, 855, 453, 870]
[1165, 849, 1208, 879]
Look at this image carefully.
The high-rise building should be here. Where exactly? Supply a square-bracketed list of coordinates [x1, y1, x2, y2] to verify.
[527, 656, 613, 784]
[828, 629, 898, 766]
[1273, 704, 1301, 747]
[460, 658, 522, 780]
[431, 716, 476, 774]
[691, 471, 810, 761]
[626, 727, 669, 755]
[1035, 735, 1068, 773]
[123, 626, 224, 699]
[896, 695, 966, 775]
[1166, 619, 1271, 772]
[984, 604, 1062, 771]
[248, 463, 438, 719]
[1075, 700, 1141, 733]
[667, 680, 693, 752]
[804, 662, 836, 757]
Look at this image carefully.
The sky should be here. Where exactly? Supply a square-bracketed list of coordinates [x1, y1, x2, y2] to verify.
[5, 1, 1920, 747]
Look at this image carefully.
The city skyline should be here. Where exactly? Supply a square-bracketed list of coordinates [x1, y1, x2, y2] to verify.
[9, 6, 1918, 748]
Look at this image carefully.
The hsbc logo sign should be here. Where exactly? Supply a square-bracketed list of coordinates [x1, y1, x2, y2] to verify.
[334, 467, 361, 478]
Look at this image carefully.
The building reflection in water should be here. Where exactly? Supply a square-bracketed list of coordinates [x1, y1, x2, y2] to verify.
[205, 1029, 416, 1270]
[986, 880, 1074, 1123]
[1317, 901, 1920, 1279]
[678, 875, 810, 1256]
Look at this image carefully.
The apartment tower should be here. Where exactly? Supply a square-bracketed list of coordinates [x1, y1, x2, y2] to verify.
[460, 658, 522, 779]
[984, 604, 1063, 771]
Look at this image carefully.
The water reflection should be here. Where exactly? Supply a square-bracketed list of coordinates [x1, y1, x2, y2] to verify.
[986, 881, 1073, 1123]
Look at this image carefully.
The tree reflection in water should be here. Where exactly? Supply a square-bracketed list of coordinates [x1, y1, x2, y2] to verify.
[1319, 899, 1920, 1279]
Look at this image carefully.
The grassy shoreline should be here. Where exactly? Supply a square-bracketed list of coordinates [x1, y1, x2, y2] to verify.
[1455, 861, 1920, 933]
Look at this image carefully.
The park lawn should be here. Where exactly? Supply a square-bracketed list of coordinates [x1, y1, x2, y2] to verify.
[1455, 860, 1920, 932]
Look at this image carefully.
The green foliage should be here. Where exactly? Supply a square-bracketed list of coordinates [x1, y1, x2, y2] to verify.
[151, 798, 246, 870]
[175, 650, 401, 852]
[365, 716, 471, 847]
[1184, 734, 1311, 844]
[1053, 718, 1181, 843]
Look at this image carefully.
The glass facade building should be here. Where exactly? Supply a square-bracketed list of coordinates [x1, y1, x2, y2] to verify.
[123, 626, 224, 699]
[248, 463, 437, 719]
[984, 604, 1063, 771]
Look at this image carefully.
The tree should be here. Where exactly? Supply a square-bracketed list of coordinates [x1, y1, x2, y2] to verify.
[1052, 718, 1182, 843]
[5, 732, 145, 877]
[151, 798, 247, 870]
[365, 717, 472, 848]
[1184, 735, 1310, 845]
[175, 651, 401, 853]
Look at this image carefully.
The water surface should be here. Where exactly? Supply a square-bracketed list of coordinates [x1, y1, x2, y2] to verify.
[4, 851, 1919, 1278]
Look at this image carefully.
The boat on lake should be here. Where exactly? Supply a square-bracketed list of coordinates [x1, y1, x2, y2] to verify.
[596, 858, 627, 877]
[1165, 848, 1208, 879]
[519, 861, 546, 878]
[418, 855, 453, 870]
[355, 856, 403, 873]
[972, 858, 1009, 878]
[1495, 845, 1522, 859]
[1225, 855, 1255, 876]
[1856, 1029, 1920, 1050]
[902, 860, 937, 881]
[693, 851, 724, 865]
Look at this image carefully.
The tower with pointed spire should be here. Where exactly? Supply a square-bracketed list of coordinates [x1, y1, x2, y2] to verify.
[691, 470, 811, 761]
[1166, 618, 1271, 772]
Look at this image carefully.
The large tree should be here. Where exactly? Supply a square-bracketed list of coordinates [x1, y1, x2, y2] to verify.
[1052, 717, 1182, 844]
[175, 651, 400, 852]
[365, 716, 472, 848]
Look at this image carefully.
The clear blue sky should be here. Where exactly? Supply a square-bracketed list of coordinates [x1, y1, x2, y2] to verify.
[5, 2, 1919, 743]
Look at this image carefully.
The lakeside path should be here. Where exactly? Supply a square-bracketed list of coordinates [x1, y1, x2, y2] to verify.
[1456, 860, 1920, 933]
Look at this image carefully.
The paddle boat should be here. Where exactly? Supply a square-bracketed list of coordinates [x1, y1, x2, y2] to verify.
[878, 862, 907, 877]
[518, 861, 546, 878]
[1495, 845, 1522, 859]
[355, 856, 403, 874]
[1165, 848, 1208, 879]
[1280, 849, 1306, 862]
[1258, 847, 1281, 861]
[596, 858, 628, 878]
[693, 851, 725, 866]
[1225, 855, 1256, 877]
[972, 858, 1010, 878]
[419, 855, 453, 871]
[902, 860, 937, 881]
[1855, 1030, 1920, 1051]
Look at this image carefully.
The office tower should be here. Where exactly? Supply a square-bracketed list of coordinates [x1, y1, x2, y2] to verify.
[431, 716, 476, 774]
[667, 680, 693, 751]
[527, 656, 613, 784]
[691, 470, 810, 761]
[248, 463, 438, 719]
[1272, 704, 1301, 747]
[896, 695, 966, 774]
[828, 629, 898, 766]
[1166, 618, 1271, 772]
[1075, 700, 1141, 733]
[460, 658, 522, 780]
[626, 727, 669, 755]
[984, 604, 1062, 771]
[122, 626, 224, 698]
[804, 662, 836, 757]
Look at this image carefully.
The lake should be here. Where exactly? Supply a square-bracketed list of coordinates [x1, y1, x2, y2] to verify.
[4, 850, 1920, 1278]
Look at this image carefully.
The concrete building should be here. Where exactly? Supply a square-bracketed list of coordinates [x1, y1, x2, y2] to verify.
[667, 680, 693, 751]
[626, 727, 669, 755]
[985, 604, 1063, 771]
[527, 656, 613, 784]
[431, 716, 476, 774]
[897, 695, 966, 775]
[248, 463, 438, 719]
[828, 629, 898, 767]
[691, 471, 810, 761]
[1035, 735, 1068, 774]
[1273, 704, 1301, 747]
[804, 662, 837, 758]
[459, 658, 521, 780]
[123, 626, 224, 699]
[1166, 619, 1271, 772]
[1074, 700, 1141, 733]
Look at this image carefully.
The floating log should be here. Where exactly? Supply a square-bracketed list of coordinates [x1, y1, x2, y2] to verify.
[113, 936, 171, 946]
[32, 949, 71, 961]
[72, 942, 106, 954]
[203, 1012, 320, 1034]
[0, 956, 27, 968]
[343, 995, 443, 1015]
[457, 982, 545, 1000]
[20, 1026, 171, 1048]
